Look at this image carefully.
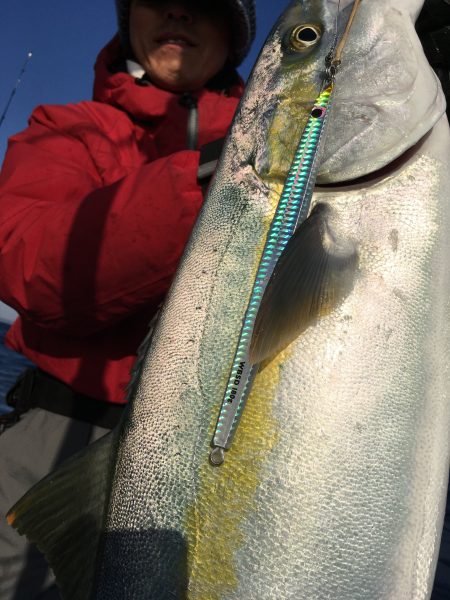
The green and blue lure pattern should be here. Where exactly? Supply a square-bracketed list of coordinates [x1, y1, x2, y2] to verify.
[210, 84, 334, 466]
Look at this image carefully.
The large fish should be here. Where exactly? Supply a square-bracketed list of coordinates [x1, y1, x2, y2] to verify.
[7, 0, 450, 598]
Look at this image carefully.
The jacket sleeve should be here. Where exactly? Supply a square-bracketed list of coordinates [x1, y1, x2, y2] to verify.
[0, 104, 204, 336]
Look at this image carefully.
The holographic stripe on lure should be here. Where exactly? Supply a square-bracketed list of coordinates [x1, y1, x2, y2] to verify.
[210, 84, 334, 467]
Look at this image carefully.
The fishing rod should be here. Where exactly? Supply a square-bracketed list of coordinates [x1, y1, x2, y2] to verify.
[0, 52, 33, 132]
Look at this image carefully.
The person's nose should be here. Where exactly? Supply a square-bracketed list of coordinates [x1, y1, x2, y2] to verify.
[164, 2, 193, 24]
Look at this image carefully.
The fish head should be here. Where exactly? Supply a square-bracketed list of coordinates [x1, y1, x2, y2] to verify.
[250, 0, 342, 188]
[317, 0, 447, 183]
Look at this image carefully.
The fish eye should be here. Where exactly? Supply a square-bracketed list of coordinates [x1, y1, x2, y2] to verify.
[290, 24, 322, 51]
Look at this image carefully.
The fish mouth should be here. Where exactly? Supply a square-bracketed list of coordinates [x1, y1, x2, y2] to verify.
[315, 130, 432, 191]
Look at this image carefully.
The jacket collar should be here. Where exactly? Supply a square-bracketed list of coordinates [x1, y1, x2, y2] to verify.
[126, 59, 145, 79]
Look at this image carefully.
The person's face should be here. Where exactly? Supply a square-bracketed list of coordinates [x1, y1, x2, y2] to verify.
[129, 0, 232, 92]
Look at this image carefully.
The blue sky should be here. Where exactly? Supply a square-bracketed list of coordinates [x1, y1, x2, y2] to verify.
[0, 0, 289, 161]
[0, 0, 290, 323]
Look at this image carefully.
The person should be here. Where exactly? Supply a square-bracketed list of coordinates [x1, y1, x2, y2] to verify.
[0, 0, 256, 597]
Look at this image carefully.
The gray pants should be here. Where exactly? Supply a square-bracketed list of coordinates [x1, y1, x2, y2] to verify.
[0, 408, 108, 599]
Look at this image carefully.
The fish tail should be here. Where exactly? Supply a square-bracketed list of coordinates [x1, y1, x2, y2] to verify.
[6, 428, 118, 599]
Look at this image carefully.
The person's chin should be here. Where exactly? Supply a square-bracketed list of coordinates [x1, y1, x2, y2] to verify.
[159, 66, 202, 92]
[153, 74, 192, 93]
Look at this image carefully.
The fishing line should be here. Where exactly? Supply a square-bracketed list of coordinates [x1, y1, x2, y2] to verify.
[334, 0, 362, 64]
[0, 52, 33, 132]
[326, 0, 341, 72]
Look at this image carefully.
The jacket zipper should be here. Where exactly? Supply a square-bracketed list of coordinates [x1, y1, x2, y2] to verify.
[179, 93, 199, 150]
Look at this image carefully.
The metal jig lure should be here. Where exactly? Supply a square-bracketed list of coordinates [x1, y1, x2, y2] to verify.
[210, 0, 362, 466]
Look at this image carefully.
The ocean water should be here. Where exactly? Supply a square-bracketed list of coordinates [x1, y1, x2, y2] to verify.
[0, 321, 32, 414]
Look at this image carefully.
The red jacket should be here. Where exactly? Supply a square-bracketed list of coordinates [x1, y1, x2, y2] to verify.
[0, 37, 243, 404]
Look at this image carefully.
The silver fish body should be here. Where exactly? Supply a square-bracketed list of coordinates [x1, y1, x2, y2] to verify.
[8, 1, 450, 598]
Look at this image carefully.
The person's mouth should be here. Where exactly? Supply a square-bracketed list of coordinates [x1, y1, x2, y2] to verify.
[156, 32, 196, 48]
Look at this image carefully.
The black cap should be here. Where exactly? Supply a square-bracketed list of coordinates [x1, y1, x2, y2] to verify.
[115, 0, 256, 66]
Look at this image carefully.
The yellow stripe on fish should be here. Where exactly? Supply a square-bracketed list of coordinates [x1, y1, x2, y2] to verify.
[186, 349, 288, 599]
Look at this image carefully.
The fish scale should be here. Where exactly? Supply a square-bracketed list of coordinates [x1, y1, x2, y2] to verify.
[6, 1, 450, 598]
[226, 133, 450, 598]
[211, 85, 334, 462]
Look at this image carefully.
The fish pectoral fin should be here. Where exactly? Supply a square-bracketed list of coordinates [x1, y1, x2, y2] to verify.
[249, 203, 358, 364]
[7, 428, 117, 600]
